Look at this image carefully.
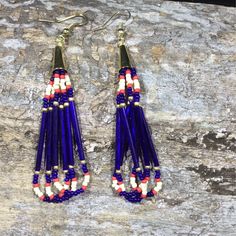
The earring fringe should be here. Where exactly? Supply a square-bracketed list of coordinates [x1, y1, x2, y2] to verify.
[112, 65, 162, 203]
[33, 69, 90, 203]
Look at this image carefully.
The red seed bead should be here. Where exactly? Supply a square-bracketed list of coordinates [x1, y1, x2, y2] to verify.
[117, 188, 122, 193]
[119, 75, 125, 79]
[72, 178, 77, 181]
[55, 89, 60, 93]
[33, 183, 40, 188]
[54, 73, 60, 78]
[44, 95, 50, 99]
[65, 181, 70, 185]
[119, 89, 125, 94]
[39, 195, 45, 201]
[130, 173, 136, 177]
[61, 89, 66, 93]
[59, 189, 65, 197]
[134, 88, 141, 92]
[84, 172, 90, 176]
[141, 194, 147, 198]
[152, 189, 158, 195]
[49, 194, 54, 200]
[60, 74, 65, 79]
[155, 178, 161, 182]
[145, 177, 150, 181]
[45, 183, 51, 187]
[127, 83, 133, 88]
[137, 187, 142, 193]
[53, 178, 59, 182]
[82, 185, 87, 190]
[126, 69, 131, 74]
[66, 85, 71, 89]
[133, 75, 138, 80]
[141, 179, 147, 183]
[112, 176, 117, 180]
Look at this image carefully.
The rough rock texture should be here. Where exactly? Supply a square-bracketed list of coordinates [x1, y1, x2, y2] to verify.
[0, 0, 235, 235]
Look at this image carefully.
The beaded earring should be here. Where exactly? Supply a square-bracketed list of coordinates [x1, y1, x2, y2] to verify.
[104, 12, 163, 203]
[33, 13, 90, 203]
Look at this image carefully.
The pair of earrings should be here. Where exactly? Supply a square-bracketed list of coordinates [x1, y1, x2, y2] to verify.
[32, 11, 162, 204]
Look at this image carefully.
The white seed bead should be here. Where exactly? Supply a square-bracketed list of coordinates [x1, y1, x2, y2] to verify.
[139, 182, 148, 194]
[54, 78, 60, 84]
[65, 75, 70, 82]
[112, 179, 118, 188]
[114, 185, 120, 191]
[45, 186, 54, 197]
[155, 181, 163, 192]
[82, 181, 88, 187]
[54, 182, 64, 191]
[130, 177, 137, 188]
[45, 85, 52, 96]
[84, 175, 90, 183]
[64, 184, 70, 190]
[33, 187, 43, 197]
[71, 180, 77, 191]
[133, 80, 140, 89]
[126, 74, 133, 85]
[120, 183, 125, 191]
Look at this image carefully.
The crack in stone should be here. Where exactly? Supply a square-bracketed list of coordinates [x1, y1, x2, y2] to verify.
[187, 164, 236, 196]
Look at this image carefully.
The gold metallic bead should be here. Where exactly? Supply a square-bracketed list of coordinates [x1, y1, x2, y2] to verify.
[64, 102, 69, 107]
[64, 170, 68, 173]
[136, 167, 141, 172]
[119, 103, 126, 108]
[81, 160, 86, 164]
[116, 104, 120, 108]
[128, 96, 133, 101]
[153, 166, 160, 170]
[48, 107, 53, 111]
[115, 169, 121, 174]
[53, 166, 59, 170]
[42, 108, 48, 112]
[68, 97, 74, 101]
[69, 165, 74, 169]
[134, 102, 140, 106]
[59, 105, 64, 109]
[145, 165, 151, 169]
[53, 101, 59, 106]
[46, 170, 52, 175]
[34, 171, 40, 174]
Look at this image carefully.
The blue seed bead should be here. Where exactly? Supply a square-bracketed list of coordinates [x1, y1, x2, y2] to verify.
[137, 172, 144, 180]
[147, 191, 154, 198]
[53, 69, 59, 74]
[131, 67, 137, 76]
[155, 170, 161, 178]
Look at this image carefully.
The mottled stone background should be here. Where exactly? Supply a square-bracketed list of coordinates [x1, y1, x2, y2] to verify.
[0, 0, 235, 235]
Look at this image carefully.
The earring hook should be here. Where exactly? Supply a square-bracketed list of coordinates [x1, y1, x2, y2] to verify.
[39, 12, 88, 48]
[39, 12, 88, 33]
[92, 10, 131, 32]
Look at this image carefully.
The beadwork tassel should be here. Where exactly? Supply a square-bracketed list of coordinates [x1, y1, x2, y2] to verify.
[112, 26, 162, 203]
[33, 45, 90, 203]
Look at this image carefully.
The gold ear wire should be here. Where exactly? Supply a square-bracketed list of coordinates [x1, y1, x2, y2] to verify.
[39, 12, 88, 70]
[39, 12, 88, 47]
[92, 10, 131, 32]
[39, 12, 88, 29]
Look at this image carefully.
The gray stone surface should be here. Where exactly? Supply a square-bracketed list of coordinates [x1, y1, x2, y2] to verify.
[0, 0, 236, 235]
